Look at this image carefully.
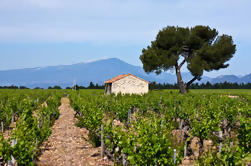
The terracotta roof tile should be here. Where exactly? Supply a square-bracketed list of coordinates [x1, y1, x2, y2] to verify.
[104, 73, 149, 84]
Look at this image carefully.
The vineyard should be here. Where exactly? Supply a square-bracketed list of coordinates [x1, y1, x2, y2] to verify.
[0, 90, 62, 165]
[0, 89, 250, 165]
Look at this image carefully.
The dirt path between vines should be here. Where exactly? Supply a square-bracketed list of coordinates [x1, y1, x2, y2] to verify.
[37, 97, 113, 166]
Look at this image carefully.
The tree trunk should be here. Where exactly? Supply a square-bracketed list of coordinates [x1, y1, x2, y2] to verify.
[175, 64, 187, 94]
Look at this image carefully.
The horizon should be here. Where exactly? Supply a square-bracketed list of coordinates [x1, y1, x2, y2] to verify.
[1, 0, 251, 77]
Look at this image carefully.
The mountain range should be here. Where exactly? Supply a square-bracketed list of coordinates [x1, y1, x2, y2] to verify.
[0, 58, 250, 88]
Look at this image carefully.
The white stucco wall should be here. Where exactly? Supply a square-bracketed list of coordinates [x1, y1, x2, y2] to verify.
[111, 75, 148, 95]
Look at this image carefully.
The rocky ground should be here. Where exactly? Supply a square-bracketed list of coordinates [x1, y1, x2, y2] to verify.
[37, 97, 113, 166]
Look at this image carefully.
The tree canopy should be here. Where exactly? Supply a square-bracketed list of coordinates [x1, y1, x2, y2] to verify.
[140, 25, 236, 93]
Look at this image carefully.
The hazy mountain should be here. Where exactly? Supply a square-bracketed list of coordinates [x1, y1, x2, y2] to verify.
[0, 58, 174, 88]
[210, 75, 240, 84]
[241, 73, 251, 83]
[0, 58, 250, 88]
[210, 74, 251, 84]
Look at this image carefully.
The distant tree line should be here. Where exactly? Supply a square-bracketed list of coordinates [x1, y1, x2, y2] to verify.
[48, 85, 61, 89]
[0, 85, 30, 89]
[149, 81, 251, 90]
[47, 82, 105, 89]
[65, 82, 105, 90]
[1, 81, 250, 89]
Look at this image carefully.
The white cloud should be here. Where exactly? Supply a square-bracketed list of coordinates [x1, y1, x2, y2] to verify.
[0, 0, 250, 44]
[84, 57, 109, 63]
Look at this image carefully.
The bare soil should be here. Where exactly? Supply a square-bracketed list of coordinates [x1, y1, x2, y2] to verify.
[228, 95, 239, 99]
[3, 128, 13, 140]
[2, 122, 16, 140]
[37, 97, 113, 166]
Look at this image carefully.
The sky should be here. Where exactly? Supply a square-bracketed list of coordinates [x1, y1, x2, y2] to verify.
[0, 0, 250, 77]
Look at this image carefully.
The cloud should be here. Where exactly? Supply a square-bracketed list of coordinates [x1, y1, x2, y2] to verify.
[84, 57, 109, 63]
[0, 0, 250, 44]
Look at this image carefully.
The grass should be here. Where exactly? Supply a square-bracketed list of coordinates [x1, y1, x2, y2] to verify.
[188, 89, 251, 96]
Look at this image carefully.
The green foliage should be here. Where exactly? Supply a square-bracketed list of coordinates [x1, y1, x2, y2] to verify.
[140, 25, 235, 77]
[113, 117, 176, 165]
[70, 89, 250, 165]
[0, 134, 11, 162]
[3, 89, 247, 165]
[140, 25, 236, 92]
[198, 141, 251, 165]
[12, 107, 38, 165]
[0, 90, 62, 165]
[238, 116, 251, 153]
[75, 104, 103, 131]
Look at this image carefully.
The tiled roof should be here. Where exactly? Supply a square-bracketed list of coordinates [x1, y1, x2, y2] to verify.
[104, 73, 149, 84]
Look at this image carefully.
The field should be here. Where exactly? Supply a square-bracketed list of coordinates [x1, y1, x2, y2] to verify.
[0, 89, 250, 165]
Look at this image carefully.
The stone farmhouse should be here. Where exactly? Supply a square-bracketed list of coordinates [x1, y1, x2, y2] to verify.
[104, 73, 149, 95]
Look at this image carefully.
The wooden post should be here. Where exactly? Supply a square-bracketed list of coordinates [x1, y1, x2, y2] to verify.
[173, 149, 176, 164]
[161, 119, 163, 129]
[184, 126, 188, 138]
[1, 121, 3, 133]
[127, 109, 131, 124]
[8, 139, 17, 166]
[179, 119, 183, 143]
[133, 111, 135, 121]
[11, 114, 14, 123]
[184, 144, 187, 157]
[219, 131, 223, 153]
[122, 154, 127, 166]
[101, 124, 104, 159]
